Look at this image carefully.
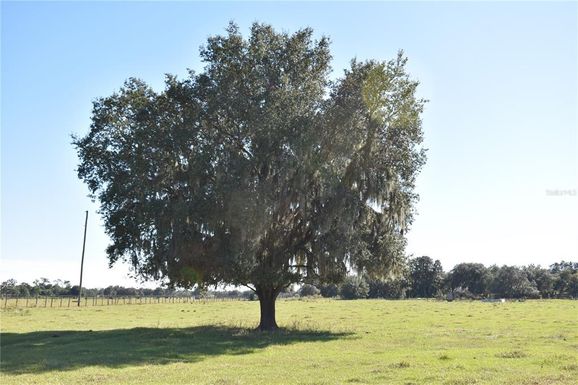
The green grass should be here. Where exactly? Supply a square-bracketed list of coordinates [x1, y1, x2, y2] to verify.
[1, 299, 577, 384]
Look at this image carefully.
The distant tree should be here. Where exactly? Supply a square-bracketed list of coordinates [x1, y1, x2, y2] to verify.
[48, 279, 72, 296]
[298, 284, 320, 297]
[141, 288, 154, 296]
[103, 286, 117, 296]
[554, 269, 578, 298]
[83, 288, 99, 297]
[318, 283, 339, 298]
[32, 278, 56, 296]
[523, 265, 555, 298]
[367, 277, 409, 299]
[126, 288, 140, 296]
[73, 23, 426, 329]
[0, 279, 18, 295]
[447, 263, 489, 297]
[568, 273, 578, 298]
[408, 256, 444, 298]
[278, 285, 296, 298]
[548, 261, 578, 298]
[339, 276, 369, 299]
[69, 285, 81, 296]
[153, 287, 167, 296]
[549, 261, 578, 274]
[18, 283, 32, 297]
[490, 266, 539, 299]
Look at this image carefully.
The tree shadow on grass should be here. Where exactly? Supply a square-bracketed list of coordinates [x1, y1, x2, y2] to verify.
[1, 325, 351, 374]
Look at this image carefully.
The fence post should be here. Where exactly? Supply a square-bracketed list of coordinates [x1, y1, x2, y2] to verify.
[44, 297, 48, 307]
[35, 296, 39, 307]
[50, 297, 54, 307]
[26, 296, 29, 307]
[15, 297, 19, 307]
[68, 297, 71, 307]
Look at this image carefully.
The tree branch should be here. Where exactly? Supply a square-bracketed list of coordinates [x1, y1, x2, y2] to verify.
[241, 283, 257, 293]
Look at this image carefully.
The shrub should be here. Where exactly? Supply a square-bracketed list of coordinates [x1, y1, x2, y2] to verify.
[298, 284, 320, 297]
[339, 276, 369, 300]
[367, 278, 408, 299]
[318, 283, 339, 298]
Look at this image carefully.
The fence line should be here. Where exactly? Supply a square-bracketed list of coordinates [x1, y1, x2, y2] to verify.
[1, 295, 243, 309]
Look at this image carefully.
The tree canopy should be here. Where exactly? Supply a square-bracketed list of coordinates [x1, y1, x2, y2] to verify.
[408, 256, 444, 298]
[448, 263, 489, 296]
[73, 23, 426, 330]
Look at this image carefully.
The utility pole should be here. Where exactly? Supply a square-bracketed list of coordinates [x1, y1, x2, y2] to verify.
[78, 210, 88, 306]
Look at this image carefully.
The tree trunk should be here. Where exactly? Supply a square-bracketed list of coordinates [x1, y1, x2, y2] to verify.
[256, 285, 279, 331]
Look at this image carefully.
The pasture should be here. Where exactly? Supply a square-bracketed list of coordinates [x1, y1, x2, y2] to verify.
[1, 299, 577, 384]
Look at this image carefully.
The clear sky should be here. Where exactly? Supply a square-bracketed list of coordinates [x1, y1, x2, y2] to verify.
[1, 1, 577, 288]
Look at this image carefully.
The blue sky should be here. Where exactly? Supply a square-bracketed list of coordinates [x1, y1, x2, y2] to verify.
[1, 1, 576, 288]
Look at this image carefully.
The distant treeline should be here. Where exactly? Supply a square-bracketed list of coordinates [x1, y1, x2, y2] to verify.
[0, 278, 194, 298]
[0, 278, 255, 300]
[306, 259, 578, 300]
[2, 259, 577, 300]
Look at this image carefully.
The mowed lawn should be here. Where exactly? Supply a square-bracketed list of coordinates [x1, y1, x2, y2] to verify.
[1, 299, 577, 385]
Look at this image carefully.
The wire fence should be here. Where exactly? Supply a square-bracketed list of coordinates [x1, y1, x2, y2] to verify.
[1, 295, 244, 309]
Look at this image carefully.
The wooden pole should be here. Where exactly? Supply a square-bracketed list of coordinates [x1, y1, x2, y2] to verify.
[78, 210, 88, 306]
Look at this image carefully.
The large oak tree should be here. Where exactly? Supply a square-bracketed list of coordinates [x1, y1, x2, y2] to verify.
[74, 23, 426, 330]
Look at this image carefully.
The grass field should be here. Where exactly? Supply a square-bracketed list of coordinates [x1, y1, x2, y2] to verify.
[1, 299, 577, 385]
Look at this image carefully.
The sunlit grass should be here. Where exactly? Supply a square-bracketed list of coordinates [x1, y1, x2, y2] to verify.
[1, 299, 577, 384]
